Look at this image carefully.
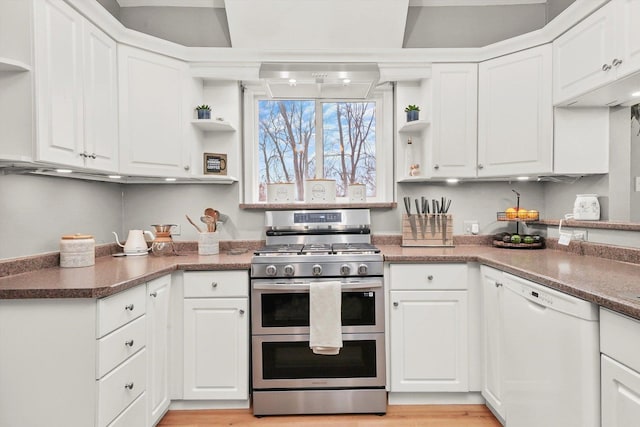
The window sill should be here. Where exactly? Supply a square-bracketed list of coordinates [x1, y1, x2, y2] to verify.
[240, 202, 397, 210]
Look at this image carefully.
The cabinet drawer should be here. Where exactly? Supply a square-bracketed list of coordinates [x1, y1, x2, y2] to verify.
[184, 270, 249, 298]
[97, 315, 147, 379]
[107, 392, 146, 427]
[97, 348, 146, 427]
[390, 264, 467, 290]
[97, 285, 146, 338]
[601, 308, 640, 373]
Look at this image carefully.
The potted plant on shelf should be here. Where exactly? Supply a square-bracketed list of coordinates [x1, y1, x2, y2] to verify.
[404, 104, 420, 122]
[195, 104, 211, 120]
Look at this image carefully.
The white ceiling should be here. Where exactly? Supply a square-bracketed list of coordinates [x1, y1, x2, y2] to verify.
[113, 0, 549, 49]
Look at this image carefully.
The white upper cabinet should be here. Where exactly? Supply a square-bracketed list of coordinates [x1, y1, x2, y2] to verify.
[118, 45, 190, 177]
[33, 0, 118, 172]
[431, 63, 478, 178]
[554, 0, 640, 106]
[478, 44, 553, 177]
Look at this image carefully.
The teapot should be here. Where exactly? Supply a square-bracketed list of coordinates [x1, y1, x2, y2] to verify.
[113, 230, 154, 255]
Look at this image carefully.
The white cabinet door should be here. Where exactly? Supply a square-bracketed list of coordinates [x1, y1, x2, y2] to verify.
[183, 297, 249, 400]
[478, 44, 553, 176]
[390, 290, 468, 392]
[431, 63, 478, 178]
[480, 266, 506, 421]
[616, 0, 640, 78]
[118, 45, 189, 176]
[82, 19, 118, 172]
[34, 0, 84, 167]
[33, 0, 118, 172]
[147, 275, 171, 425]
[553, 1, 616, 105]
[602, 355, 640, 427]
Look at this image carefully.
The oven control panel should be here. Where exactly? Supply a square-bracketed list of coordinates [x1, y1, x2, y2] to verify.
[252, 260, 383, 278]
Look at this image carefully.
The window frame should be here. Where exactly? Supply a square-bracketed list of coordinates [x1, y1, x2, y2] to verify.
[242, 84, 394, 204]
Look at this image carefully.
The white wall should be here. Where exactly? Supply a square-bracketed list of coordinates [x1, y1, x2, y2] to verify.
[0, 174, 123, 259]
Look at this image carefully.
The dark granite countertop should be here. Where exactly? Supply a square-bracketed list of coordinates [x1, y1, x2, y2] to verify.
[381, 244, 640, 321]
[1, 243, 639, 321]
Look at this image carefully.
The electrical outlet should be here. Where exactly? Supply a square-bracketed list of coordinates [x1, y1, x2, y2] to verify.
[636, 176, 640, 192]
[172, 224, 181, 236]
[463, 220, 479, 235]
[572, 229, 587, 241]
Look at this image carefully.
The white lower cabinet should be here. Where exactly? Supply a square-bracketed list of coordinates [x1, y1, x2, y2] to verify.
[389, 264, 469, 392]
[479, 266, 506, 423]
[146, 275, 172, 425]
[183, 271, 249, 400]
[601, 308, 640, 426]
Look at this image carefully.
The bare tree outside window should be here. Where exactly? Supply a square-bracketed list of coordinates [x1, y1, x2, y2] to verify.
[258, 99, 376, 201]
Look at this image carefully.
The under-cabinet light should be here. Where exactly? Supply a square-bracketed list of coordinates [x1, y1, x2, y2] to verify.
[632, 91, 640, 97]
[108, 175, 122, 179]
[517, 176, 529, 181]
[446, 178, 459, 184]
[165, 177, 177, 182]
[56, 169, 72, 174]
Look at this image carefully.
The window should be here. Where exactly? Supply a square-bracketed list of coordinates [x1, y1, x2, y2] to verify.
[244, 86, 393, 203]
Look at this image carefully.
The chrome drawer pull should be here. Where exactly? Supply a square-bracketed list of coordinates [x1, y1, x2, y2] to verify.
[124, 382, 134, 390]
[125, 340, 134, 347]
[124, 304, 134, 311]
[393, 302, 399, 307]
[602, 63, 612, 71]
[150, 291, 158, 298]
[211, 282, 218, 289]
[239, 309, 245, 315]
[427, 275, 434, 281]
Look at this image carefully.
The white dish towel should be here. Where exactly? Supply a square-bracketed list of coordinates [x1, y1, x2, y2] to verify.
[309, 281, 343, 355]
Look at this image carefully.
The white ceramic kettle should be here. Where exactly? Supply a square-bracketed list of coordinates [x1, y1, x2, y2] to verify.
[113, 230, 154, 255]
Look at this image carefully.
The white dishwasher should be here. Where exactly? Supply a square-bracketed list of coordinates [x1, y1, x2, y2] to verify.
[502, 273, 600, 427]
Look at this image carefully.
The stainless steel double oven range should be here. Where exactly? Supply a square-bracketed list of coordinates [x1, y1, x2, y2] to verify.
[250, 209, 386, 416]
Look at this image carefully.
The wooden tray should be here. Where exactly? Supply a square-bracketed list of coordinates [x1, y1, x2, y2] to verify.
[402, 214, 453, 247]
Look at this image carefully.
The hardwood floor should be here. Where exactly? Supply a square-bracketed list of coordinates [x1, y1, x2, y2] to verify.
[157, 405, 502, 426]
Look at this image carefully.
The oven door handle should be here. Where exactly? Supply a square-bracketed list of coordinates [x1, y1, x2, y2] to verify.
[252, 282, 382, 291]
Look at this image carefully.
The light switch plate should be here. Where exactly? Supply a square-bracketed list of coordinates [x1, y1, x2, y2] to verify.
[636, 176, 640, 192]
[463, 220, 479, 235]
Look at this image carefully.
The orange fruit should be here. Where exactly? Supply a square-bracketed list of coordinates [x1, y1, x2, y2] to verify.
[505, 207, 517, 219]
[527, 209, 539, 220]
[517, 209, 529, 219]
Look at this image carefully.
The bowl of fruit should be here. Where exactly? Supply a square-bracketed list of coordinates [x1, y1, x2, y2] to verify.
[492, 232, 544, 249]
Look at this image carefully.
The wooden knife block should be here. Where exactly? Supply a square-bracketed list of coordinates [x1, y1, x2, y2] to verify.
[401, 214, 454, 247]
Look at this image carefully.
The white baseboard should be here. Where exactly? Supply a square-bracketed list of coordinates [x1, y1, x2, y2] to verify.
[388, 391, 486, 405]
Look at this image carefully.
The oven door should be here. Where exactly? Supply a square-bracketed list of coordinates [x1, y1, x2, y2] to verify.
[251, 278, 384, 335]
[252, 333, 385, 390]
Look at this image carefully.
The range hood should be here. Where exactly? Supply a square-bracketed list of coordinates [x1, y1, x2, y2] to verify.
[259, 63, 380, 99]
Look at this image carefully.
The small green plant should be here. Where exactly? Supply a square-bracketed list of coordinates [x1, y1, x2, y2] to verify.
[195, 104, 211, 111]
[404, 105, 420, 112]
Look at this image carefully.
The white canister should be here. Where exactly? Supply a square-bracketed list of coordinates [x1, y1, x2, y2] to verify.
[198, 232, 220, 255]
[573, 194, 600, 220]
[267, 182, 295, 203]
[60, 234, 95, 268]
[348, 183, 366, 202]
[304, 179, 336, 203]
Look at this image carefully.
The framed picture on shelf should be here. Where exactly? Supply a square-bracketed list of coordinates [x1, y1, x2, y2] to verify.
[203, 153, 227, 175]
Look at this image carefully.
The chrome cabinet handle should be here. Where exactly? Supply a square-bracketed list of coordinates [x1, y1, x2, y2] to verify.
[184, 165, 190, 171]
[495, 282, 503, 288]
[239, 309, 245, 315]
[125, 339, 134, 347]
[477, 164, 484, 170]
[124, 382, 134, 390]
[89, 153, 96, 159]
[427, 275, 434, 281]
[124, 304, 134, 311]
[211, 282, 218, 288]
[434, 164, 440, 170]
[150, 291, 157, 298]
[393, 302, 399, 307]
[612, 58, 623, 67]
[602, 63, 612, 71]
